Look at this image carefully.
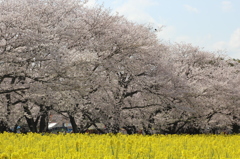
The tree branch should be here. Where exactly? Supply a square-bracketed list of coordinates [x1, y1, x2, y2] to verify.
[0, 87, 30, 94]
[122, 104, 162, 110]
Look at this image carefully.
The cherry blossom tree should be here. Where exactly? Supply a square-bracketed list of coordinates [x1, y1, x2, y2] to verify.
[1, 0, 239, 134]
[0, 0, 88, 132]
[165, 43, 240, 133]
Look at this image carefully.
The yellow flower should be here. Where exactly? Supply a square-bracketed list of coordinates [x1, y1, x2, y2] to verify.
[0, 133, 240, 159]
[0, 153, 9, 159]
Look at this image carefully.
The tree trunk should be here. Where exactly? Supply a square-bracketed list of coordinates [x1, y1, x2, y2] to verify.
[0, 120, 8, 133]
[23, 105, 38, 132]
[38, 105, 50, 133]
[142, 124, 152, 135]
[123, 126, 137, 134]
[13, 117, 24, 133]
[39, 111, 49, 132]
[110, 102, 121, 134]
[13, 124, 18, 133]
[69, 114, 78, 133]
[111, 123, 120, 134]
[24, 116, 37, 132]
[232, 123, 240, 134]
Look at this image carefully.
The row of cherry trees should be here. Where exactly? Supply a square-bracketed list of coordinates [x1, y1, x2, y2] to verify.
[0, 0, 239, 134]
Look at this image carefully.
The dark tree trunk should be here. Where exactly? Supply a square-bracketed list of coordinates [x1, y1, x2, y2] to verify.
[24, 116, 37, 132]
[39, 112, 49, 132]
[211, 127, 218, 134]
[111, 123, 120, 134]
[39, 105, 50, 133]
[185, 127, 201, 134]
[23, 105, 38, 132]
[13, 116, 24, 133]
[0, 120, 8, 133]
[110, 102, 121, 134]
[13, 124, 18, 133]
[123, 126, 137, 134]
[6, 94, 11, 116]
[3, 78, 16, 132]
[39, 115, 48, 132]
[142, 124, 152, 135]
[232, 123, 240, 133]
[69, 114, 78, 133]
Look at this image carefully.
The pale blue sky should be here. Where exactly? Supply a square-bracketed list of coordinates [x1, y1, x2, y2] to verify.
[86, 0, 240, 59]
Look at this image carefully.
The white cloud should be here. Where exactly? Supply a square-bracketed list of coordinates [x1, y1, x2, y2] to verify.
[229, 28, 240, 49]
[221, 1, 233, 12]
[228, 28, 240, 58]
[113, 0, 181, 45]
[156, 25, 176, 41]
[100, 0, 177, 46]
[213, 41, 228, 51]
[85, 0, 97, 8]
[211, 28, 240, 59]
[114, 0, 159, 24]
[183, 4, 199, 13]
[175, 36, 192, 43]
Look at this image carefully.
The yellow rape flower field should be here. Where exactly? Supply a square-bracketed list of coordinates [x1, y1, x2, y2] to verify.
[0, 133, 240, 159]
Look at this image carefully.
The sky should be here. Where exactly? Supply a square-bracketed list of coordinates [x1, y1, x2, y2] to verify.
[86, 0, 240, 59]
